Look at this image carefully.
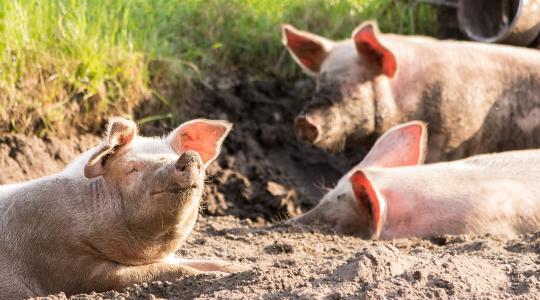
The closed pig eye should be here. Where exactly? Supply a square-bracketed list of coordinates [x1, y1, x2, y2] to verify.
[127, 167, 139, 174]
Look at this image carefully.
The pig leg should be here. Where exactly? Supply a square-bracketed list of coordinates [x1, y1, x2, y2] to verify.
[165, 255, 248, 273]
[0, 281, 35, 300]
[176, 259, 249, 273]
[91, 262, 202, 292]
[0, 259, 37, 299]
[0, 276, 37, 299]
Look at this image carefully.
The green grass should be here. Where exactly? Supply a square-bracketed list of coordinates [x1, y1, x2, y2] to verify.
[0, 0, 437, 136]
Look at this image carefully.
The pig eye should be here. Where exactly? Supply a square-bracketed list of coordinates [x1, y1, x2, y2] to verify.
[128, 167, 139, 174]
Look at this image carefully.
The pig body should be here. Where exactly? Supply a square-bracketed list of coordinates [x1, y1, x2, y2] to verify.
[0, 118, 242, 298]
[283, 22, 540, 162]
[367, 151, 540, 239]
[293, 121, 540, 239]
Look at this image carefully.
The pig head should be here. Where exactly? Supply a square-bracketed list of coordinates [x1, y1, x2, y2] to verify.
[282, 21, 398, 152]
[291, 121, 427, 239]
[0, 117, 245, 298]
[80, 117, 231, 263]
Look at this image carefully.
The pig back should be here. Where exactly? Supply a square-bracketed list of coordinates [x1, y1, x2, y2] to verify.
[387, 36, 540, 161]
[368, 151, 540, 238]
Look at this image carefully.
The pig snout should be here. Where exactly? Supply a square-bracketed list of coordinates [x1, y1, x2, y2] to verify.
[173, 151, 204, 189]
[287, 203, 332, 226]
[294, 115, 320, 143]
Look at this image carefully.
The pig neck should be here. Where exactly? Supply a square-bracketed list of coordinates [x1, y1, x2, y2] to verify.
[0, 174, 181, 266]
[372, 74, 402, 135]
[370, 39, 419, 135]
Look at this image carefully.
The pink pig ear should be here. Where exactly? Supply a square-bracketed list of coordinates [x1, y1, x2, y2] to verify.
[84, 117, 138, 178]
[281, 24, 334, 76]
[349, 170, 384, 240]
[167, 119, 233, 167]
[359, 121, 428, 168]
[352, 21, 397, 78]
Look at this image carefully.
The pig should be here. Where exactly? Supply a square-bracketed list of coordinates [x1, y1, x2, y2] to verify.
[291, 121, 540, 239]
[282, 21, 540, 162]
[0, 117, 245, 298]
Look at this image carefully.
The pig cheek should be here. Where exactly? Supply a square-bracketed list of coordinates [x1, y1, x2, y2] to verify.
[335, 197, 372, 238]
[342, 84, 376, 137]
[124, 171, 143, 190]
[172, 190, 202, 239]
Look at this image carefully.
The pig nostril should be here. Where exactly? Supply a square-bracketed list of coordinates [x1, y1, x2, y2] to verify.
[294, 116, 320, 143]
[176, 151, 201, 172]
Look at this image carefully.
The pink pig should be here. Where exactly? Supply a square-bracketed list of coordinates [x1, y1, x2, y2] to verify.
[292, 121, 540, 239]
[282, 21, 540, 162]
[0, 117, 246, 298]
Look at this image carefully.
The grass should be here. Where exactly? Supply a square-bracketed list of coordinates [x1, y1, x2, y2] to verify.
[0, 0, 438, 136]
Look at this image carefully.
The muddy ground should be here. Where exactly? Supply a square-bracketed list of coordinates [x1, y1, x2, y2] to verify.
[1, 76, 539, 299]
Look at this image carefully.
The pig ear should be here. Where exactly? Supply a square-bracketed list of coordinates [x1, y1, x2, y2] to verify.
[359, 121, 427, 168]
[281, 24, 334, 76]
[349, 170, 384, 240]
[352, 21, 397, 78]
[167, 119, 232, 167]
[84, 117, 138, 178]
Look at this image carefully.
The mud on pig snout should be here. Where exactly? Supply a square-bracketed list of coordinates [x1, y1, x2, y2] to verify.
[173, 150, 204, 189]
[294, 114, 320, 143]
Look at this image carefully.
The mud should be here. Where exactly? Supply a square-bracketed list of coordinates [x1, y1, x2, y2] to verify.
[2, 76, 539, 299]
[47, 218, 540, 299]
[137, 74, 365, 222]
[0, 134, 99, 185]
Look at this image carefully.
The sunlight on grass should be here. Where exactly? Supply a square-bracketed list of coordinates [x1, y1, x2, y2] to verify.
[0, 0, 437, 136]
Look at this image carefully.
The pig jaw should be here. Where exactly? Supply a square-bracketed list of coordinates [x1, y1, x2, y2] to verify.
[292, 178, 376, 239]
[139, 153, 206, 253]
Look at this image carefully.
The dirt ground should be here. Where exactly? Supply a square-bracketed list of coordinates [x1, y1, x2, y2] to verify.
[2, 76, 539, 299]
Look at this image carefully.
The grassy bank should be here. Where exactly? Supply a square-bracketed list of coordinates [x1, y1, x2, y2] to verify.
[0, 0, 437, 136]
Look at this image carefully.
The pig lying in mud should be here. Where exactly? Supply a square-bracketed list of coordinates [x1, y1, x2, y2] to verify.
[0, 117, 245, 298]
[282, 21, 540, 162]
[292, 121, 540, 240]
